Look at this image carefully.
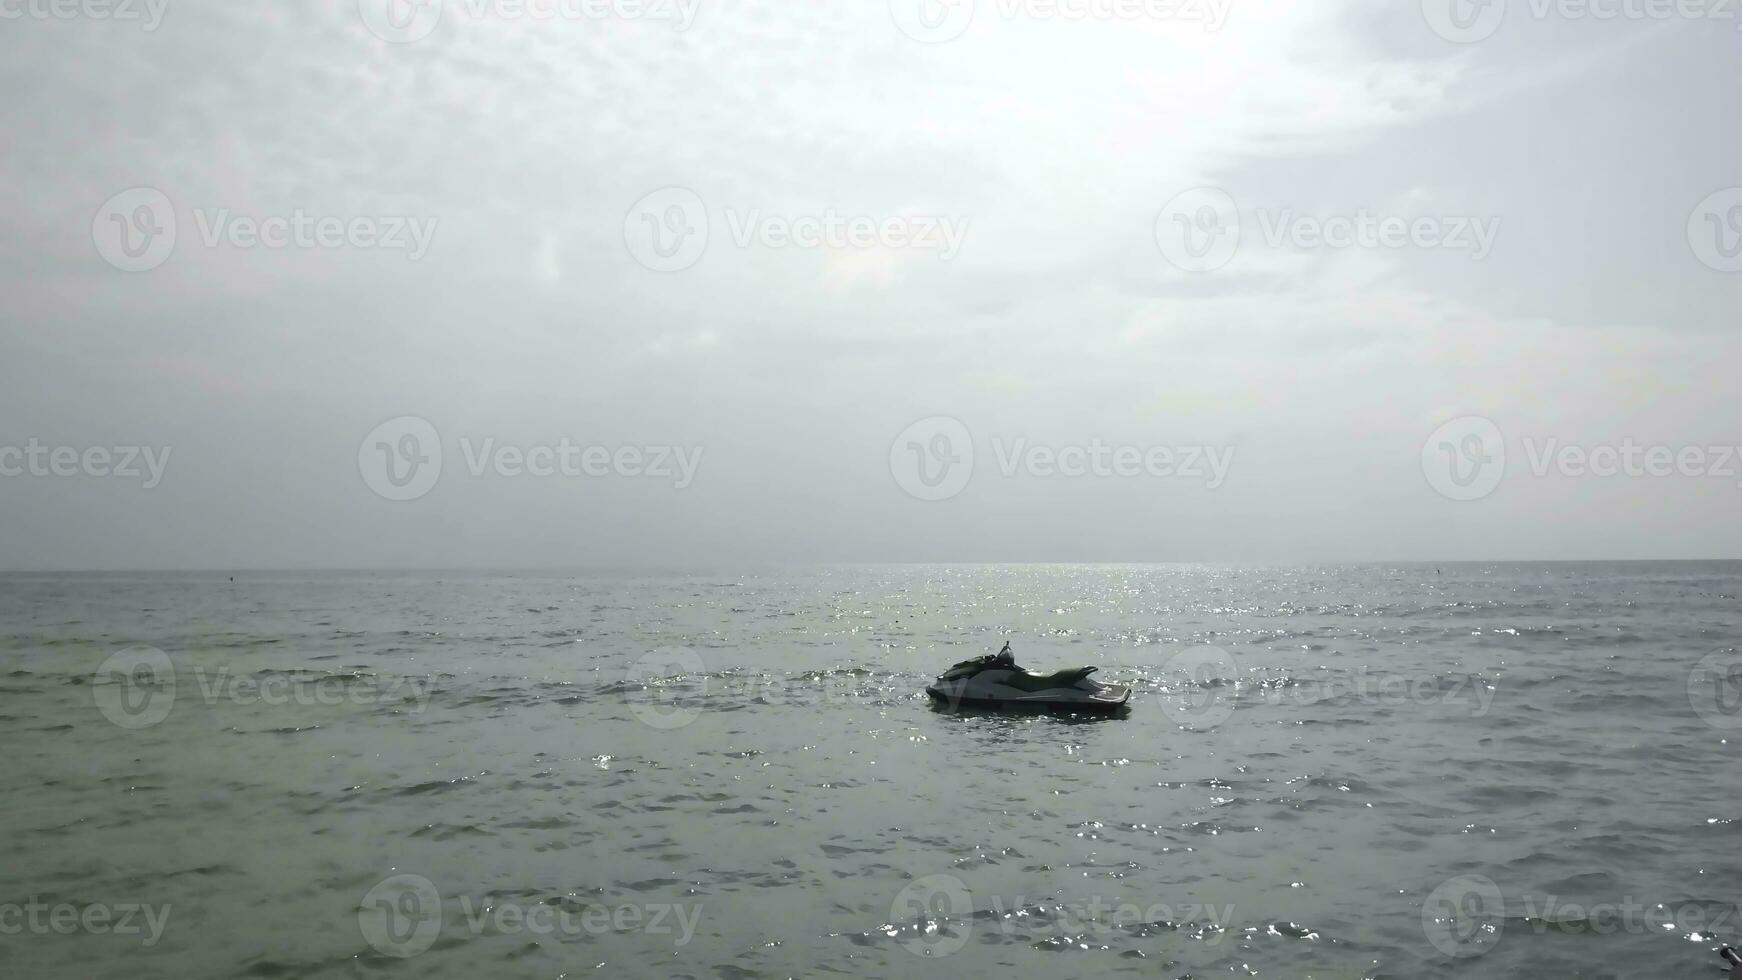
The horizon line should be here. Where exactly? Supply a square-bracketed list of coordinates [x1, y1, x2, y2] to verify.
[3, 558, 1740, 575]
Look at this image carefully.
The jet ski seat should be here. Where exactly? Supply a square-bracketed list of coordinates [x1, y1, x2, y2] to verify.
[1003, 666, 1097, 693]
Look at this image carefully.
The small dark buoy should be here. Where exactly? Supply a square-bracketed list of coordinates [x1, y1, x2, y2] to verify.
[1721, 946, 1742, 979]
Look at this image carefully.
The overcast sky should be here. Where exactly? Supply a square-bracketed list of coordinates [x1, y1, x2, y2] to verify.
[2, 0, 1739, 569]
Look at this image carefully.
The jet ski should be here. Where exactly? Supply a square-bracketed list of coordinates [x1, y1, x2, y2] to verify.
[926, 642, 1130, 712]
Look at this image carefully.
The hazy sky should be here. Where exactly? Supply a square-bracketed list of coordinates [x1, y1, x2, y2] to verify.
[3, 0, 1739, 569]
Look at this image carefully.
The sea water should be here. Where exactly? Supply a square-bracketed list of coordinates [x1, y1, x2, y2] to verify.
[1, 562, 1738, 978]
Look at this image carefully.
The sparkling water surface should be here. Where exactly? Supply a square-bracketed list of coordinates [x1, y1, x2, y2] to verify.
[2, 563, 1739, 979]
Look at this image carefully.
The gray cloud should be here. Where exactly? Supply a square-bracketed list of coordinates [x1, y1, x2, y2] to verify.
[2, 0, 1738, 567]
